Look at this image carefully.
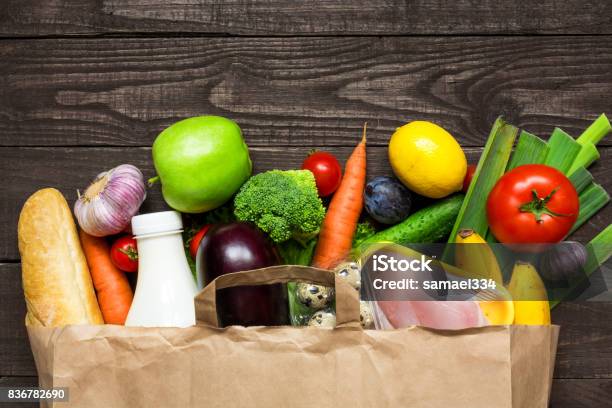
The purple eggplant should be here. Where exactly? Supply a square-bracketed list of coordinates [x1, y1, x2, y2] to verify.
[196, 222, 289, 327]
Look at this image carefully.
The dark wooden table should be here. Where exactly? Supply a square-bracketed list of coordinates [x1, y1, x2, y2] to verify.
[1, 2, 611, 407]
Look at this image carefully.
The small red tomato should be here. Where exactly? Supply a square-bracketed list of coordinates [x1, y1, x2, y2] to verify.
[110, 235, 138, 272]
[189, 225, 211, 260]
[486, 164, 579, 244]
[301, 151, 342, 197]
[462, 164, 477, 193]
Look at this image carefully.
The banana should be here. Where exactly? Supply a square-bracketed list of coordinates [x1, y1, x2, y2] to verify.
[454, 229, 512, 325]
[454, 229, 504, 285]
[507, 261, 551, 325]
[474, 285, 514, 325]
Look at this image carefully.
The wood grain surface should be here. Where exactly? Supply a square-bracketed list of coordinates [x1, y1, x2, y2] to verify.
[1, 37, 611, 148]
[0, 376, 38, 408]
[0, 377, 610, 408]
[1, 1, 612, 36]
[550, 379, 612, 408]
[1, 1, 611, 406]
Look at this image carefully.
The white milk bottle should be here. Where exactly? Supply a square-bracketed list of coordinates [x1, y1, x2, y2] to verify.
[126, 211, 198, 327]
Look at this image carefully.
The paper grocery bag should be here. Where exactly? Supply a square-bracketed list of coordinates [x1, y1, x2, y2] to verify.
[27, 265, 559, 408]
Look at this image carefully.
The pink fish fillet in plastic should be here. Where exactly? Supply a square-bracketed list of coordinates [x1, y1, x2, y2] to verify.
[377, 300, 487, 330]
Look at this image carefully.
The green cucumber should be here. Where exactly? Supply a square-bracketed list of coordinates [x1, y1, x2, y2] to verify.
[358, 194, 464, 247]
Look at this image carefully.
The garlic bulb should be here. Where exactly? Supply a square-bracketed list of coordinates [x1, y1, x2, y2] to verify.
[74, 164, 147, 237]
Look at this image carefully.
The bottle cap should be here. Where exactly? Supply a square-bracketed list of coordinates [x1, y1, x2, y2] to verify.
[132, 211, 183, 236]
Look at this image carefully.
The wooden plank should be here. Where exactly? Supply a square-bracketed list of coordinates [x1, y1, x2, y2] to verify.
[0, 376, 38, 408]
[0, 376, 610, 408]
[1, 146, 610, 261]
[0, 376, 38, 386]
[2, 261, 612, 380]
[0, 264, 34, 376]
[1, 1, 611, 36]
[1, 37, 611, 147]
[550, 379, 612, 407]
[552, 303, 612, 379]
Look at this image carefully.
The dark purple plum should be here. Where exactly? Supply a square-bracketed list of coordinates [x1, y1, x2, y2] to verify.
[364, 176, 412, 224]
[196, 222, 289, 327]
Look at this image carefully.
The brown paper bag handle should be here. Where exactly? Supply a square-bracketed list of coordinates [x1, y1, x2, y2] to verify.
[194, 265, 361, 329]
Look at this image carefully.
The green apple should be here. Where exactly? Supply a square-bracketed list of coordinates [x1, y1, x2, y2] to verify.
[152, 116, 252, 213]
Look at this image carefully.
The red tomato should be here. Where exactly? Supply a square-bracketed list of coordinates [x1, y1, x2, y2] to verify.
[462, 164, 477, 193]
[189, 225, 211, 260]
[486, 164, 579, 244]
[301, 151, 342, 197]
[110, 235, 138, 272]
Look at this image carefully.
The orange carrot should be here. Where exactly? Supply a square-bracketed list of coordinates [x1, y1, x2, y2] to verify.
[79, 229, 133, 325]
[312, 123, 367, 269]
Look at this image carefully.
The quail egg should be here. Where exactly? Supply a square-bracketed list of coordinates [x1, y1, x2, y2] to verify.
[360, 301, 374, 329]
[333, 261, 361, 290]
[296, 283, 334, 310]
[308, 309, 336, 328]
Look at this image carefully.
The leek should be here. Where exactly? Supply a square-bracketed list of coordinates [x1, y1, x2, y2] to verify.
[576, 113, 611, 146]
[568, 142, 599, 175]
[551, 224, 612, 309]
[507, 130, 548, 170]
[568, 166, 594, 194]
[445, 117, 518, 253]
[569, 183, 610, 235]
[544, 128, 581, 174]
[584, 224, 612, 276]
[568, 114, 611, 174]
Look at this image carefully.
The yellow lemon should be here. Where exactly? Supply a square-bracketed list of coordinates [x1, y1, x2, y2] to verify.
[388, 121, 467, 198]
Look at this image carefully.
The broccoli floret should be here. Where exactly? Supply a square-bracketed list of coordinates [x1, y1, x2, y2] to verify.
[234, 170, 326, 243]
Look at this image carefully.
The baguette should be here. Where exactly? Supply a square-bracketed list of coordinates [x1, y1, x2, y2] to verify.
[18, 188, 103, 327]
